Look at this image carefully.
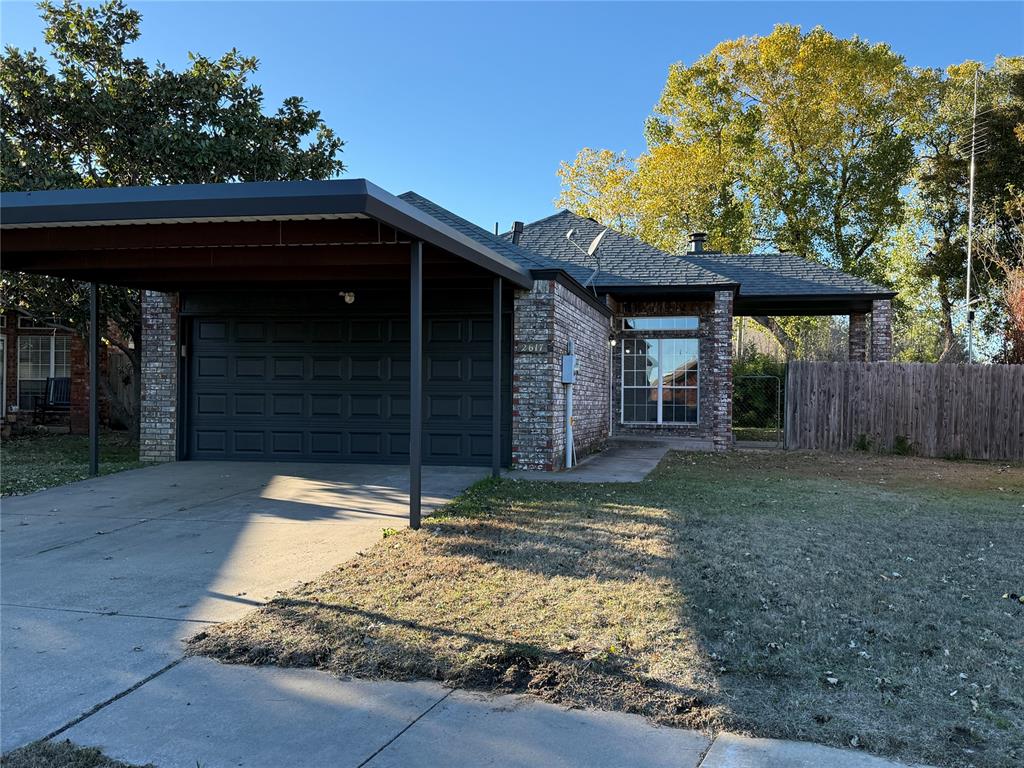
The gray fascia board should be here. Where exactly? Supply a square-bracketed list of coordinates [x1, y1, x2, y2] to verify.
[0, 180, 534, 289]
[361, 182, 533, 288]
[0, 180, 373, 224]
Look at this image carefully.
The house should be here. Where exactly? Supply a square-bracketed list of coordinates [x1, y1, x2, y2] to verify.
[0, 310, 103, 433]
[0, 179, 893, 482]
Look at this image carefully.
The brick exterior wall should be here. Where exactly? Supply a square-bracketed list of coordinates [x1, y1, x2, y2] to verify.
[1, 311, 107, 432]
[610, 293, 734, 450]
[870, 299, 893, 362]
[849, 312, 868, 362]
[709, 291, 734, 451]
[140, 291, 179, 462]
[511, 279, 611, 470]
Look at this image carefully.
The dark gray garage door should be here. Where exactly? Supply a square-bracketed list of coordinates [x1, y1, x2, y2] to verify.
[187, 313, 510, 465]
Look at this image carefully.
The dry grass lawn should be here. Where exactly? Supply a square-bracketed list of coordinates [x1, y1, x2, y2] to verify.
[0, 740, 151, 768]
[190, 451, 1024, 768]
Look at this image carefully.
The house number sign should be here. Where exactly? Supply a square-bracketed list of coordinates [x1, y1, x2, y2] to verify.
[515, 341, 552, 354]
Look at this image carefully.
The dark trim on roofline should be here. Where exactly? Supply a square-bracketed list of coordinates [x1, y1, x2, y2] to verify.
[597, 284, 740, 298]
[735, 292, 896, 317]
[0, 180, 534, 290]
[529, 269, 614, 317]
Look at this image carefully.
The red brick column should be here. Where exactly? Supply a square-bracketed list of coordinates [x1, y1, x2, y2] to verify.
[69, 335, 88, 433]
[849, 313, 868, 362]
[70, 336, 110, 434]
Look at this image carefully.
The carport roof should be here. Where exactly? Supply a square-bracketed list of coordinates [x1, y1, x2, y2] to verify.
[0, 179, 534, 289]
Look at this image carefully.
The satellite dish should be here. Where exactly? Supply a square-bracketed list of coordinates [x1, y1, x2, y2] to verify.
[587, 229, 608, 256]
[565, 228, 575, 240]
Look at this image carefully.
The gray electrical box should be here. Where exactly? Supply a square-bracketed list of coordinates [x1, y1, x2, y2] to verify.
[561, 354, 577, 384]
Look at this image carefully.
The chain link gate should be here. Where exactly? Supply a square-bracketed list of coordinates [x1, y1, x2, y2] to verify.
[733, 374, 783, 446]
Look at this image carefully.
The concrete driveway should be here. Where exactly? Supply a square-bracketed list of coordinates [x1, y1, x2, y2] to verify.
[0, 461, 486, 752]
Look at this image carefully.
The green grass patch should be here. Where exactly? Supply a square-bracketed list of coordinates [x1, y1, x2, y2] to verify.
[1, 431, 145, 496]
[190, 451, 1024, 768]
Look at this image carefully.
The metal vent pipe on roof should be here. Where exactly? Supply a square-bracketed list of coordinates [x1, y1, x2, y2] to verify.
[688, 232, 707, 254]
[511, 221, 524, 245]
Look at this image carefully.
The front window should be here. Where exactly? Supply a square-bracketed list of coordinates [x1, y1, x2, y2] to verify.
[622, 316, 698, 331]
[621, 337, 698, 424]
[18, 335, 70, 410]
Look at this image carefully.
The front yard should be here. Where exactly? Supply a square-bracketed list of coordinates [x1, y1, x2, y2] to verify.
[190, 451, 1023, 768]
[1, 432, 145, 496]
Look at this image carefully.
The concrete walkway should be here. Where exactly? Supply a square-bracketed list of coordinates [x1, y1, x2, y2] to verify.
[0, 461, 486, 751]
[508, 436, 712, 483]
[56, 657, 930, 768]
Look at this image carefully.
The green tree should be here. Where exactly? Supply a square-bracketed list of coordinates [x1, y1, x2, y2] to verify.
[0, 0, 345, 436]
[558, 25, 926, 356]
[914, 57, 1024, 360]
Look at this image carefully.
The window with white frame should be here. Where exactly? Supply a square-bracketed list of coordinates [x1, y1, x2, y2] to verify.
[18, 315, 68, 329]
[18, 335, 70, 410]
[621, 337, 698, 424]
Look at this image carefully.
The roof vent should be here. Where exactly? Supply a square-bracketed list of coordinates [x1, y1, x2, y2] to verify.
[511, 221, 524, 245]
[688, 232, 707, 254]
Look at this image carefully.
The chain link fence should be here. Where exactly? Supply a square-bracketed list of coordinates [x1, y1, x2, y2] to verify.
[733, 374, 783, 446]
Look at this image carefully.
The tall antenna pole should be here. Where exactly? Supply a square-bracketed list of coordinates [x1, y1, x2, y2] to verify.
[965, 68, 979, 364]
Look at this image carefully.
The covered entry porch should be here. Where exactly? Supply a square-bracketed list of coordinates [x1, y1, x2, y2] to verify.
[0, 179, 533, 527]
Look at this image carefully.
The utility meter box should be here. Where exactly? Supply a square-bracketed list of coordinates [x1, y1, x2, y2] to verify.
[561, 354, 577, 384]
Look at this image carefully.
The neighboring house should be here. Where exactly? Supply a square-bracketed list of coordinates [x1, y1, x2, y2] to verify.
[0, 180, 893, 471]
[1, 311, 113, 433]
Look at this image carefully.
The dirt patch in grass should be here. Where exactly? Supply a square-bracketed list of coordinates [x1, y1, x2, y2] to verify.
[191, 451, 1024, 768]
[0, 740, 153, 768]
[1, 431, 145, 496]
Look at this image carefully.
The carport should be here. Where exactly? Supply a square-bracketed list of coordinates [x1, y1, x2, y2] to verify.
[1, 180, 534, 527]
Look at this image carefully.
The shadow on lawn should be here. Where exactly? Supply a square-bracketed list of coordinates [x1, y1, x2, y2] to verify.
[191, 452, 1024, 768]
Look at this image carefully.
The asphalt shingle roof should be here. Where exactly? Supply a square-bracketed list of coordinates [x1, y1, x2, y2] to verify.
[397, 197, 892, 299]
[507, 210, 735, 290]
[510, 209, 892, 298]
[683, 253, 890, 297]
[399, 191, 554, 273]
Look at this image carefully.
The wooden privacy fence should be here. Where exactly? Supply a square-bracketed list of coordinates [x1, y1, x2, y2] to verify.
[784, 362, 1024, 461]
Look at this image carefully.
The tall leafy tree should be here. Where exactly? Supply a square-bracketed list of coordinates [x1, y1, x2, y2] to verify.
[0, 0, 345, 436]
[558, 25, 926, 356]
[914, 57, 1024, 360]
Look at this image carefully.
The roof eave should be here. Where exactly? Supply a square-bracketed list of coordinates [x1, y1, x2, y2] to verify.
[0, 180, 534, 289]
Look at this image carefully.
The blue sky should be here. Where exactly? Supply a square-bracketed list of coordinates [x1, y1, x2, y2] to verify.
[2, 1, 1022, 230]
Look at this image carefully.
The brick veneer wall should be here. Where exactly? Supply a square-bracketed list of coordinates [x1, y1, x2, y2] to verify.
[870, 299, 893, 361]
[69, 335, 110, 434]
[511, 279, 611, 470]
[849, 313, 868, 362]
[709, 291, 734, 450]
[1, 311, 106, 432]
[140, 291, 179, 462]
[610, 293, 734, 450]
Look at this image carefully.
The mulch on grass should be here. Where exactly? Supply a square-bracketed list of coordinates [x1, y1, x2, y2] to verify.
[190, 451, 1024, 768]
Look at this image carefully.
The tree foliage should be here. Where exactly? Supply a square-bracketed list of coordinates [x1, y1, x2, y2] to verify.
[913, 57, 1024, 360]
[557, 28, 1024, 361]
[559, 25, 925, 278]
[0, 0, 346, 435]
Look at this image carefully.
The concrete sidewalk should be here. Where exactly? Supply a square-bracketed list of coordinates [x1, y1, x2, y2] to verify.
[507, 436, 709, 483]
[0, 462, 486, 751]
[56, 657, 931, 768]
